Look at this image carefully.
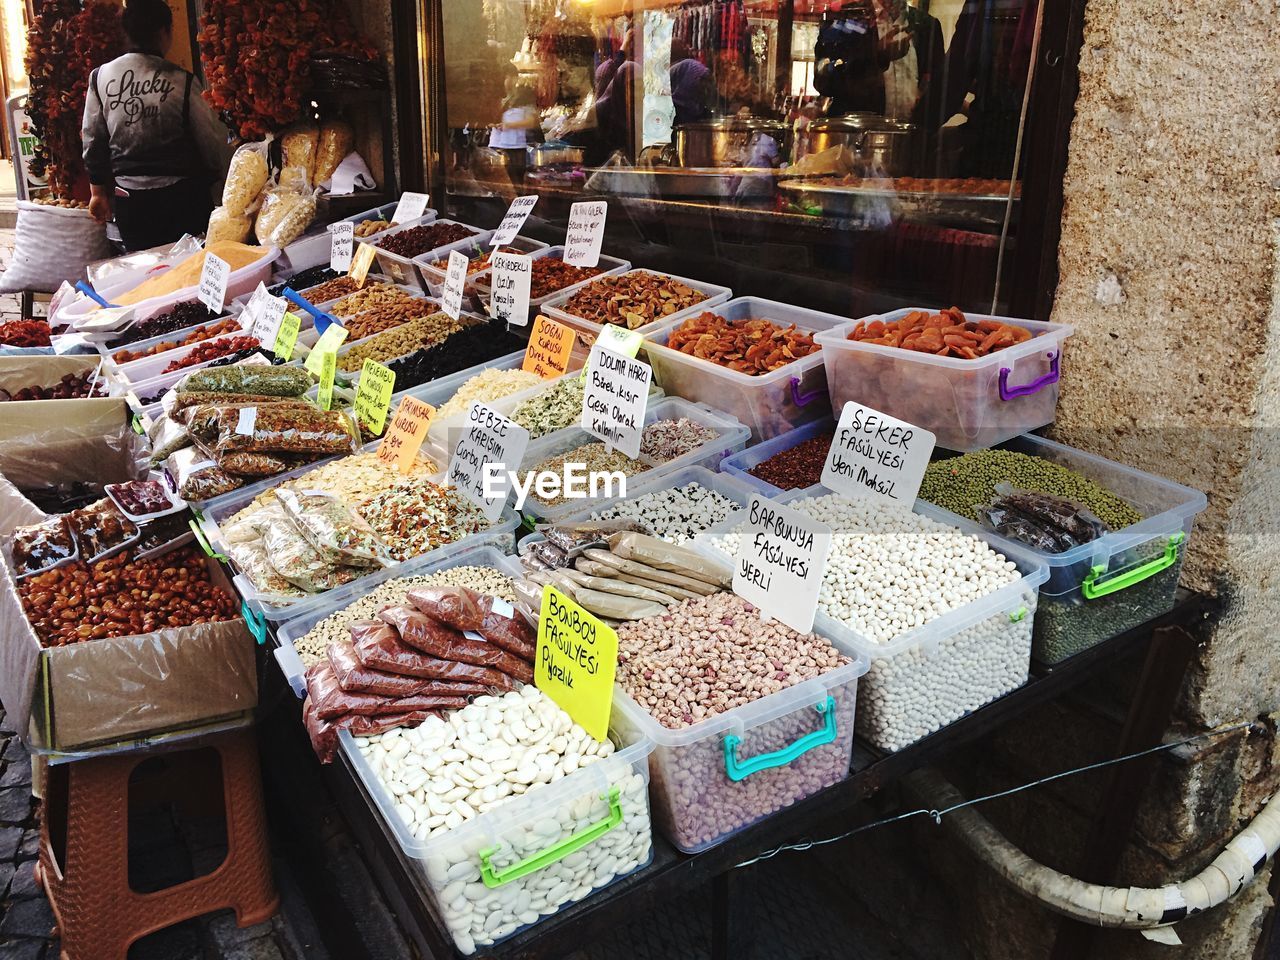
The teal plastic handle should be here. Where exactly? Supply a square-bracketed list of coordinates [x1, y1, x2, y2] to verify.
[1081, 533, 1185, 600]
[188, 517, 227, 562]
[240, 600, 269, 645]
[723, 696, 838, 782]
[478, 787, 622, 888]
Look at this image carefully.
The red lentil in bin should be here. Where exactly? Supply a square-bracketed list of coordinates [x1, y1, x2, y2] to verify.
[747, 433, 835, 490]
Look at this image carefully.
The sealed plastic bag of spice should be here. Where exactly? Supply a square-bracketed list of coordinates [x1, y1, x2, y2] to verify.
[250, 505, 363, 593]
[305, 662, 469, 720]
[377, 606, 533, 683]
[166, 447, 244, 501]
[327, 640, 489, 699]
[276, 489, 391, 568]
[349, 619, 519, 689]
[178, 364, 313, 397]
[214, 405, 359, 457]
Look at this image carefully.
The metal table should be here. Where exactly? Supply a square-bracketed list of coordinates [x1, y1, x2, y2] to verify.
[259, 591, 1212, 960]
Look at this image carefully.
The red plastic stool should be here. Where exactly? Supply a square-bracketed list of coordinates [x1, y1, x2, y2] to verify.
[35, 727, 279, 960]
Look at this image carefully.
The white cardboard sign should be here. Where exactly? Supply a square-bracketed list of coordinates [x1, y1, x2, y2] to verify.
[246, 290, 289, 347]
[197, 252, 230, 314]
[489, 252, 532, 326]
[821, 401, 936, 507]
[490, 195, 538, 246]
[733, 494, 832, 634]
[441, 250, 468, 320]
[580, 342, 651, 460]
[391, 191, 430, 225]
[330, 221, 354, 271]
[564, 201, 607, 267]
[447, 403, 531, 523]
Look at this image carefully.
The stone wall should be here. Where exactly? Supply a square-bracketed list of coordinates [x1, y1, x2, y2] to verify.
[927, 0, 1280, 956]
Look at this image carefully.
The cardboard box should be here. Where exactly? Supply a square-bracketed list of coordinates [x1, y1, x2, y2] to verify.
[0, 477, 257, 751]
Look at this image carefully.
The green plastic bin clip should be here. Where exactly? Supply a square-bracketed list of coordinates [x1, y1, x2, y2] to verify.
[478, 786, 623, 888]
[723, 696, 838, 783]
[130, 414, 145, 435]
[188, 517, 227, 562]
[240, 600, 269, 646]
[1081, 533, 1185, 601]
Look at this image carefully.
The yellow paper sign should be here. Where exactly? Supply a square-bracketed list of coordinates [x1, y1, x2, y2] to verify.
[595, 323, 644, 358]
[376, 396, 435, 473]
[523, 315, 576, 380]
[305, 322, 350, 375]
[349, 243, 377, 287]
[273, 312, 302, 361]
[536, 585, 618, 742]
[353, 359, 396, 435]
[316, 352, 337, 411]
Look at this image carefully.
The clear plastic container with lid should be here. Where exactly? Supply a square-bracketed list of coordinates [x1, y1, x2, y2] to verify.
[370, 219, 493, 292]
[513, 396, 750, 524]
[718, 415, 835, 500]
[272, 543, 523, 696]
[329, 201, 436, 244]
[698, 491, 1049, 754]
[471, 245, 631, 323]
[342, 700, 654, 954]
[416, 234, 549, 298]
[641, 296, 843, 443]
[920, 434, 1207, 665]
[610, 605, 868, 854]
[541, 268, 731, 347]
[813, 309, 1074, 452]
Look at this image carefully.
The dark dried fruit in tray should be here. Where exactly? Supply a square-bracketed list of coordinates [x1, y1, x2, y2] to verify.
[375, 223, 478, 258]
[1, 371, 104, 401]
[108, 301, 224, 348]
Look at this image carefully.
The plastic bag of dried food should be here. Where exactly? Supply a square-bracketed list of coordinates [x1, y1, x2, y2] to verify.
[558, 567, 678, 605]
[9, 515, 77, 576]
[578, 549, 719, 595]
[181, 400, 311, 441]
[281, 124, 320, 183]
[404, 585, 487, 630]
[545, 570, 666, 621]
[346, 711, 439, 737]
[377, 605, 533, 683]
[251, 506, 361, 593]
[540, 518, 647, 554]
[214, 405, 358, 457]
[276, 489, 390, 568]
[512, 578, 545, 623]
[976, 485, 1110, 553]
[171, 390, 291, 413]
[165, 448, 244, 501]
[314, 120, 354, 186]
[306, 661, 469, 720]
[328, 640, 489, 699]
[219, 450, 305, 478]
[262, 191, 317, 249]
[349, 620, 519, 690]
[178, 365, 313, 397]
[66, 498, 140, 562]
[224, 528, 306, 599]
[147, 415, 192, 464]
[303, 697, 340, 763]
[520, 538, 569, 571]
[222, 141, 270, 215]
[478, 603, 536, 661]
[605, 532, 732, 588]
[206, 205, 252, 245]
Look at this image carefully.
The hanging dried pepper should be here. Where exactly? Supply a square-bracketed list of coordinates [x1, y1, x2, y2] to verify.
[197, 0, 379, 139]
[24, 0, 126, 198]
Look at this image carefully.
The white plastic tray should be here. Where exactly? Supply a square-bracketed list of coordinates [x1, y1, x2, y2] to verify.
[542, 269, 731, 347]
[370, 219, 493, 292]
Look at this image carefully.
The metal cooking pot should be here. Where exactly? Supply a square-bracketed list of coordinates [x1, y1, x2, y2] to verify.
[859, 121, 921, 178]
[674, 117, 793, 169]
[800, 114, 921, 177]
[527, 143, 584, 169]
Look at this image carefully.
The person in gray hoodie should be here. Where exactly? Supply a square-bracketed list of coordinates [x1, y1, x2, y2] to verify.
[82, 0, 230, 250]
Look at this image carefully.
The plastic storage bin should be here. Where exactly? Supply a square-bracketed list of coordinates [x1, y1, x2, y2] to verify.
[102, 313, 244, 368]
[541, 269, 731, 346]
[370, 219, 493, 292]
[342, 704, 654, 954]
[643, 297, 843, 443]
[416, 234, 549, 298]
[471, 246, 631, 320]
[611, 617, 867, 853]
[330, 202, 436, 243]
[813, 310, 1075, 452]
[515, 396, 750, 524]
[700, 492, 1049, 754]
[273, 544, 523, 696]
[719, 416, 835, 499]
[111, 327, 320, 394]
[920, 434, 1207, 665]
[195, 467, 519, 623]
